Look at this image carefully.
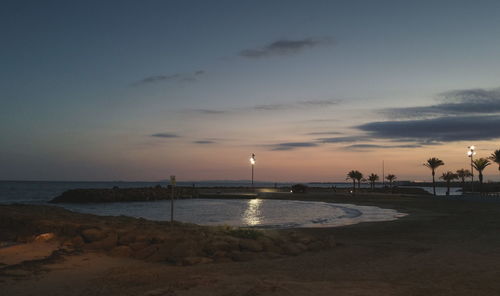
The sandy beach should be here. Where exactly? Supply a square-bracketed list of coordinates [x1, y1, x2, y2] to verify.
[2, 193, 500, 296]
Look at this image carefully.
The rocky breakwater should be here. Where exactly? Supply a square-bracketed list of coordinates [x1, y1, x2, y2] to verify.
[0, 205, 336, 266]
[50, 186, 198, 203]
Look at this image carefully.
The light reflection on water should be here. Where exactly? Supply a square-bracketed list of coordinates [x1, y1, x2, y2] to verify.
[58, 198, 407, 229]
[243, 198, 262, 226]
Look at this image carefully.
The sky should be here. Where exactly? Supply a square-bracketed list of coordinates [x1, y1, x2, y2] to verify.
[1, 0, 500, 182]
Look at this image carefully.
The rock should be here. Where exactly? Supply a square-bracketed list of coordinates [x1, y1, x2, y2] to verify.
[307, 241, 325, 251]
[224, 236, 240, 250]
[133, 244, 160, 260]
[230, 251, 259, 262]
[34, 232, 55, 242]
[129, 242, 150, 251]
[325, 235, 336, 247]
[144, 288, 176, 296]
[81, 228, 107, 242]
[281, 243, 302, 256]
[295, 242, 308, 252]
[257, 236, 282, 253]
[239, 239, 263, 252]
[168, 241, 201, 261]
[263, 252, 283, 259]
[69, 235, 85, 248]
[146, 243, 175, 262]
[182, 256, 213, 265]
[85, 232, 118, 251]
[110, 245, 133, 257]
[212, 250, 227, 259]
[118, 232, 136, 244]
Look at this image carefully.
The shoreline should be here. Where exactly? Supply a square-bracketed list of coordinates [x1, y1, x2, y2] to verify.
[2, 193, 500, 295]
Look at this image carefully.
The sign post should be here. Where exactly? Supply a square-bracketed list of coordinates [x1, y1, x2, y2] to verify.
[170, 175, 176, 224]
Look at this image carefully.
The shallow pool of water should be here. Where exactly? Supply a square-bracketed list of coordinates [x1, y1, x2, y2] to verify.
[58, 198, 407, 228]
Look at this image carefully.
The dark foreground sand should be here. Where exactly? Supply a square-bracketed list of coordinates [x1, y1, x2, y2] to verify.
[2, 193, 500, 296]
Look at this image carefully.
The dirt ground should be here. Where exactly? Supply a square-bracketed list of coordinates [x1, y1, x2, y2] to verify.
[2, 193, 500, 296]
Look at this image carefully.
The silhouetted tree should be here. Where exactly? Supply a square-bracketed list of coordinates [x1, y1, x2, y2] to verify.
[489, 149, 500, 176]
[456, 169, 472, 191]
[354, 171, 363, 189]
[423, 157, 445, 196]
[386, 174, 396, 190]
[473, 158, 491, 192]
[368, 173, 379, 190]
[440, 171, 458, 196]
[346, 170, 358, 193]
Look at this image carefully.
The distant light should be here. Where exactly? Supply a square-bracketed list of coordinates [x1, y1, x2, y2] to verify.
[467, 145, 477, 157]
[250, 153, 256, 165]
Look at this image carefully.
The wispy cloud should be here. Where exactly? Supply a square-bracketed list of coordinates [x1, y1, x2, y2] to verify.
[185, 109, 227, 114]
[382, 87, 500, 118]
[270, 142, 318, 151]
[253, 99, 341, 111]
[133, 70, 205, 86]
[306, 131, 343, 136]
[240, 37, 333, 58]
[344, 144, 422, 150]
[151, 132, 180, 138]
[254, 104, 290, 111]
[298, 99, 341, 107]
[318, 136, 371, 143]
[193, 140, 216, 144]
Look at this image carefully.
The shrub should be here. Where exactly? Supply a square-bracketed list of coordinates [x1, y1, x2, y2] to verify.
[291, 184, 308, 193]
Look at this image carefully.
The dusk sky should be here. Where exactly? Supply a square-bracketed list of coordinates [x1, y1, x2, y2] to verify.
[2, 0, 500, 182]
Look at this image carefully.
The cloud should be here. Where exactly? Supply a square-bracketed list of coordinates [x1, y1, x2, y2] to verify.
[306, 131, 343, 136]
[194, 140, 216, 144]
[134, 70, 205, 86]
[382, 87, 500, 118]
[253, 99, 340, 111]
[254, 104, 290, 111]
[344, 144, 422, 150]
[318, 136, 371, 143]
[186, 109, 227, 114]
[357, 115, 500, 142]
[270, 142, 318, 151]
[151, 133, 179, 138]
[240, 37, 333, 58]
[298, 99, 341, 107]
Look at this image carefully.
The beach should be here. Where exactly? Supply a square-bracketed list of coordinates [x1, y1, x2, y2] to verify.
[1, 193, 500, 295]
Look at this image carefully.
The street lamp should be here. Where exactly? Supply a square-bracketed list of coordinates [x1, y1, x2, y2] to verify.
[467, 145, 476, 193]
[250, 153, 256, 187]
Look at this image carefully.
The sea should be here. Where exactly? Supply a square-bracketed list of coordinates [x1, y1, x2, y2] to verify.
[0, 180, 460, 205]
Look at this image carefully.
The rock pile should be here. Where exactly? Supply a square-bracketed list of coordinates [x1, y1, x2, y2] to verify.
[50, 186, 197, 203]
[0, 205, 336, 266]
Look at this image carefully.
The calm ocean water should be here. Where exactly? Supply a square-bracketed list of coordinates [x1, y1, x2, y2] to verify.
[0, 181, 461, 204]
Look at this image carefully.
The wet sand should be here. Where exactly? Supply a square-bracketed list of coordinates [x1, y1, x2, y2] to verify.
[2, 193, 500, 295]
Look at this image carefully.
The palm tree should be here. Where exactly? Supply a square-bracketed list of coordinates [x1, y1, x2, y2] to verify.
[472, 158, 491, 192]
[346, 170, 358, 193]
[456, 169, 472, 191]
[354, 171, 363, 189]
[423, 157, 445, 196]
[367, 173, 379, 190]
[489, 149, 500, 176]
[386, 174, 396, 190]
[440, 171, 458, 196]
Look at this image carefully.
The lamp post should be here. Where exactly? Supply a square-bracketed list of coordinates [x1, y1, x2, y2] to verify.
[467, 145, 476, 193]
[250, 153, 256, 188]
